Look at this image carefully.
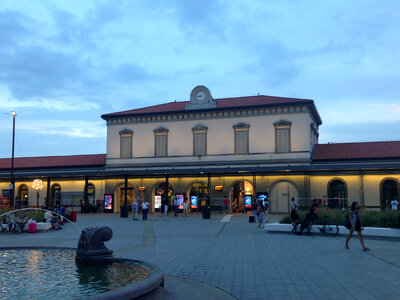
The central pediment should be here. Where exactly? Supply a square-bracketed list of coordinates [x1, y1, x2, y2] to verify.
[185, 85, 216, 110]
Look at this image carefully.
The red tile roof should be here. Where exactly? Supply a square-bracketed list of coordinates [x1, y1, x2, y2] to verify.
[102, 95, 316, 118]
[0, 154, 106, 170]
[312, 141, 400, 161]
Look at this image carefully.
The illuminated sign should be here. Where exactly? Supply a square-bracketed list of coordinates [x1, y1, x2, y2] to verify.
[155, 195, 161, 209]
[138, 186, 146, 191]
[214, 185, 223, 191]
[190, 196, 198, 208]
[104, 194, 113, 210]
[176, 194, 184, 209]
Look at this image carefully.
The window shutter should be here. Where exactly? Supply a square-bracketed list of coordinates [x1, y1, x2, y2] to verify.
[194, 132, 206, 156]
[276, 128, 289, 153]
[120, 135, 132, 158]
[155, 134, 167, 157]
[235, 130, 248, 154]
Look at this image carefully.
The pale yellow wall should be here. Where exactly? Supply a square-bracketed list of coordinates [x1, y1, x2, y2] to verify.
[3, 173, 397, 210]
[0, 179, 106, 208]
[363, 174, 400, 208]
[106, 111, 315, 160]
[310, 175, 361, 204]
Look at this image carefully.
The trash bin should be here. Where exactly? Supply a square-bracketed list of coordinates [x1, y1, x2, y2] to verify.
[202, 206, 211, 219]
[120, 205, 129, 218]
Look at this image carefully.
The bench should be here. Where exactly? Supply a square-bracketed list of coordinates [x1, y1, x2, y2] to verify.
[264, 223, 400, 238]
[1, 222, 52, 232]
[23, 222, 52, 231]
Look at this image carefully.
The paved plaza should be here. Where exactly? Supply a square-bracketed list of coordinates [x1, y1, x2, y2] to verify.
[2, 212, 400, 299]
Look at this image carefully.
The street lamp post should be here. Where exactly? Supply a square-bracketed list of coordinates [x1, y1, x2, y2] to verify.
[10, 111, 16, 210]
[32, 179, 44, 208]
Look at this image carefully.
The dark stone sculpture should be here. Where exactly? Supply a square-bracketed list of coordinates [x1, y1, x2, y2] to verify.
[76, 226, 113, 261]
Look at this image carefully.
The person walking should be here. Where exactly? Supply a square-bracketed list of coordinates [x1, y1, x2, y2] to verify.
[264, 198, 270, 223]
[291, 197, 297, 211]
[391, 198, 399, 210]
[132, 200, 138, 220]
[345, 202, 369, 251]
[224, 196, 229, 214]
[174, 196, 179, 217]
[141, 200, 150, 221]
[256, 201, 265, 228]
[232, 198, 239, 214]
[183, 199, 189, 216]
[162, 196, 168, 216]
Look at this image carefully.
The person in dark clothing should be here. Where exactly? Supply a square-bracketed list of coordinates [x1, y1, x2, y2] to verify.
[297, 208, 318, 234]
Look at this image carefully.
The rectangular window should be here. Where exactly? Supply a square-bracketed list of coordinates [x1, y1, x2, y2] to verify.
[276, 128, 290, 153]
[235, 129, 249, 154]
[155, 134, 167, 157]
[194, 132, 206, 156]
[120, 135, 132, 158]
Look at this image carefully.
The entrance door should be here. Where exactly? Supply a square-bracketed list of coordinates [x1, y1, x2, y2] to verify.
[270, 181, 299, 213]
[231, 181, 253, 213]
[188, 182, 208, 212]
[115, 183, 135, 213]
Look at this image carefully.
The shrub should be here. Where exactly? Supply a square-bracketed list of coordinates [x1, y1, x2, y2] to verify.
[280, 209, 399, 228]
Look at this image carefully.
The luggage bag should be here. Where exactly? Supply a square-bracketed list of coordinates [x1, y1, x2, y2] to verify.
[28, 222, 36, 233]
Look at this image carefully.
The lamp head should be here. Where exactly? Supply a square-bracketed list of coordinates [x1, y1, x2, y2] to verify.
[11, 111, 17, 117]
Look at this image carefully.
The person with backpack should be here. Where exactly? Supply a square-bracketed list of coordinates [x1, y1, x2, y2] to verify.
[345, 202, 369, 251]
[256, 201, 265, 228]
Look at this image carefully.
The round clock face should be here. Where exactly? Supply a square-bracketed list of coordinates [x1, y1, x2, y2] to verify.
[195, 90, 206, 103]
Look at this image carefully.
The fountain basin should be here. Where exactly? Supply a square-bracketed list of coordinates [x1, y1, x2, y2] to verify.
[0, 247, 163, 300]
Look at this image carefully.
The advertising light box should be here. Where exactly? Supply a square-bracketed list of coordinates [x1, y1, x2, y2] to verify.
[104, 194, 113, 211]
[244, 195, 252, 208]
[176, 194, 184, 209]
[155, 195, 161, 209]
[190, 196, 198, 208]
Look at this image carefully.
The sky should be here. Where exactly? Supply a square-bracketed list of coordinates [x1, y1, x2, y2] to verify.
[0, 0, 399, 158]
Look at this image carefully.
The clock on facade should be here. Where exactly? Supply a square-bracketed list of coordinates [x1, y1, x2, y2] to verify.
[195, 90, 206, 103]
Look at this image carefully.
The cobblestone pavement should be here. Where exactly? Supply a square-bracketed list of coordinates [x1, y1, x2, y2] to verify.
[1, 212, 400, 299]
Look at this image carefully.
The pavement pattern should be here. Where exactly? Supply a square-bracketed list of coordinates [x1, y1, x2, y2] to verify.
[1, 212, 400, 300]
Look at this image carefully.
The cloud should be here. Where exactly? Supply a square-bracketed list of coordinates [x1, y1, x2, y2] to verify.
[319, 101, 400, 125]
[0, 10, 33, 47]
[17, 119, 106, 138]
[0, 86, 100, 111]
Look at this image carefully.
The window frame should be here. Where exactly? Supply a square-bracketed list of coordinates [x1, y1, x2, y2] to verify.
[119, 129, 133, 158]
[192, 124, 208, 156]
[274, 120, 292, 153]
[154, 127, 169, 157]
[233, 122, 250, 154]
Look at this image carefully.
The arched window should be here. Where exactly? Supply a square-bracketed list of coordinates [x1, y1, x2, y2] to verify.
[51, 184, 61, 207]
[381, 179, 398, 210]
[328, 179, 347, 209]
[17, 184, 29, 208]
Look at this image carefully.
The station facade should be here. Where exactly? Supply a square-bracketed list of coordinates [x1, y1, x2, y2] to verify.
[0, 86, 399, 213]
